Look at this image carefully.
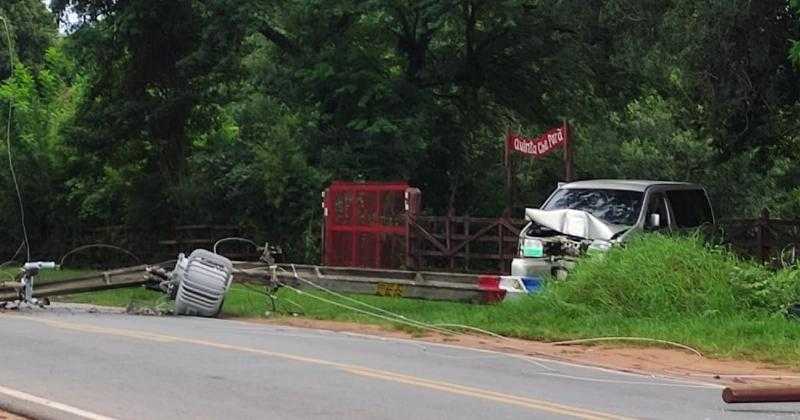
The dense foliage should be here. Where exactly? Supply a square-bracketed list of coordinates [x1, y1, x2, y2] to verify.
[545, 234, 800, 317]
[3, 0, 800, 261]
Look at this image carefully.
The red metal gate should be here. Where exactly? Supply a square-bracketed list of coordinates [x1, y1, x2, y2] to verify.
[323, 181, 420, 268]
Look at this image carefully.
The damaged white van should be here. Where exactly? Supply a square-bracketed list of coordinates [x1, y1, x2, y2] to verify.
[512, 180, 714, 280]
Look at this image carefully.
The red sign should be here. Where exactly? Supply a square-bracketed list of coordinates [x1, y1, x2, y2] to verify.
[506, 124, 568, 158]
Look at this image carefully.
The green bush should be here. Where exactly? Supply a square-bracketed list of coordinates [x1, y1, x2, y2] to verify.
[535, 234, 800, 318]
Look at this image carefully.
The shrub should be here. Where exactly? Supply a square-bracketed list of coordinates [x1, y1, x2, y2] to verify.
[534, 234, 800, 318]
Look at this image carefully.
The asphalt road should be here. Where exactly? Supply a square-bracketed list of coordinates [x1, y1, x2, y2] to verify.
[0, 307, 797, 420]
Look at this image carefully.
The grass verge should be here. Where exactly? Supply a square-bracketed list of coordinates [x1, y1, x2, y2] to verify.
[58, 284, 800, 366]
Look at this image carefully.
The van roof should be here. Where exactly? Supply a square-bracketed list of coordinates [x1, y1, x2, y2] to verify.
[560, 179, 700, 192]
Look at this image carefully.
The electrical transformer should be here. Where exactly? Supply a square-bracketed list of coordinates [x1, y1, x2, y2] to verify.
[172, 249, 234, 317]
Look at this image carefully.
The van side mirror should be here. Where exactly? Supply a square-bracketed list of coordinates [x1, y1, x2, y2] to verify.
[648, 213, 661, 228]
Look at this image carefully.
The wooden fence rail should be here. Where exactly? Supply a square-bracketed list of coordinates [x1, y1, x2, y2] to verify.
[0, 225, 260, 267]
[717, 208, 800, 266]
[405, 215, 525, 274]
[404, 208, 800, 273]
[4, 209, 799, 272]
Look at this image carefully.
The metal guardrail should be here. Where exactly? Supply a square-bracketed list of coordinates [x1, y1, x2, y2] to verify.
[233, 263, 507, 303]
[0, 262, 511, 305]
[276, 264, 501, 303]
[0, 265, 155, 302]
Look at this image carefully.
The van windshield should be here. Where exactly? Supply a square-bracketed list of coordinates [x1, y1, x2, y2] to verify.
[543, 189, 644, 226]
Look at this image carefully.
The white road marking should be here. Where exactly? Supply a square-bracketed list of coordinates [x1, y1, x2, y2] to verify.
[0, 384, 118, 420]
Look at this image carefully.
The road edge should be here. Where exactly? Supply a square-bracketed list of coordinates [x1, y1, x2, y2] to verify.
[0, 384, 112, 420]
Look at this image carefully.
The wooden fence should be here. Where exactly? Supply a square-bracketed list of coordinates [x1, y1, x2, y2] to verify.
[405, 215, 525, 274]
[5, 210, 800, 272]
[0, 225, 260, 268]
[403, 209, 800, 274]
[88, 225, 260, 262]
[717, 209, 800, 266]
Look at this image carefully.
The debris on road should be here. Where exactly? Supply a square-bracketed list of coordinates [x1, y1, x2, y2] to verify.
[0, 243, 537, 319]
[0, 409, 27, 420]
[722, 386, 800, 403]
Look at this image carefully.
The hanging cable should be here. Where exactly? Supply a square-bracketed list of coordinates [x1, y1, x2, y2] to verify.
[213, 237, 260, 255]
[0, 15, 30, 263]
[278, 265, 457, 335]
[58, 243, 141, 268]
[551, 337, 703, 357]
[0, 240, 24, 268]
[239, 262, 504, 339]
[275, 279, 460, 336]
[428, 323, 509, 341]
[238, 282, 305, 315]
[239, 245, 708, 362]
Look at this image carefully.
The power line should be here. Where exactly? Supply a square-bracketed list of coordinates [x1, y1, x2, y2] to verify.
[277, 264, 457, 336]
[58, 244, 141, 268]
[0, 15, 30, 262]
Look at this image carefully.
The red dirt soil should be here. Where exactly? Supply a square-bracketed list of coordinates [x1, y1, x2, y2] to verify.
[241, 317, 800, 388]
[0, 410, 26, 420]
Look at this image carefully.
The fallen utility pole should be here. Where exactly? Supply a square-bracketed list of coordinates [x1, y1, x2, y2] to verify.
[0, 260, 515, 312]
[0, 264, 156, 302]
[235, 263, 505, 303]
[722, 386, 800, 403]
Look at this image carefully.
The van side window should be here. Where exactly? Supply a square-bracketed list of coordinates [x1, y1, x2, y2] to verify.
[665, 189, 713, 228]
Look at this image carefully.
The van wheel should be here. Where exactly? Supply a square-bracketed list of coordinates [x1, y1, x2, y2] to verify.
[552, 268, 569, 281]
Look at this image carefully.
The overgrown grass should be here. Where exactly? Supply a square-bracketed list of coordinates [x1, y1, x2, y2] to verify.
[542, 233, 800, 318]
[17, 234, 800, 366]
[65, 287, 165, 307]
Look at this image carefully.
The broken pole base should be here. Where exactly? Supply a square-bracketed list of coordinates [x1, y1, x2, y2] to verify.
[723, 386, 800, 403]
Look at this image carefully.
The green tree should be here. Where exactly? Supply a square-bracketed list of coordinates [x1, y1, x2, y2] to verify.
[53, 0, 249, 225]
[0, 0, 56, 78]
[0, 41, 85, 251]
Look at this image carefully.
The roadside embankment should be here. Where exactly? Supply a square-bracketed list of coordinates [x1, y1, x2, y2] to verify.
[47, 234, 800, 367]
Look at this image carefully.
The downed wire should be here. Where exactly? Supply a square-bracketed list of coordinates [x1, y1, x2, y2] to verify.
[430, 323, 509, 341]
[239, 282, 278, 311]
[278, 265, 519, 340]
[275, 278, 460, 336]
[237, 254, 706, 358]
[0, 241, 24, 269]
[664, 371, 800, 380]
[550, 337, 703, 358]
[276, 264, 526, 339]
[0, 241, 25, 283]
[271, 276, 561, 374]
[238, 282, 305, 315]
[0, 269, 15, 283]
[229, 251, 451, 332]
[278, 265, 456, 336]
[236, 262, 715, 382]
[213, 237, 260, 256]
[1, 16, 30, 263]
[59, 244, 141, 268]
[276, 295, 307, 315]
[277, 265, 706, 357]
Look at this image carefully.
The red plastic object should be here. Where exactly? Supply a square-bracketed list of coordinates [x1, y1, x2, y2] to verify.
[323, 181, 419, 269]
[478, 275, 507, 303]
